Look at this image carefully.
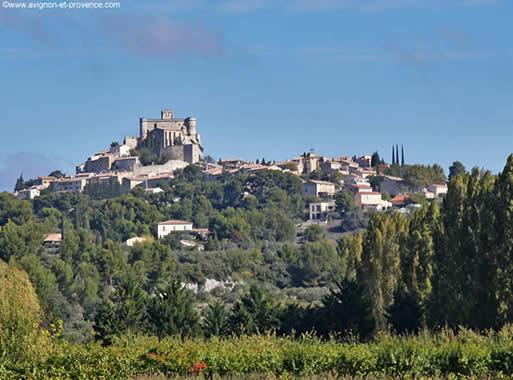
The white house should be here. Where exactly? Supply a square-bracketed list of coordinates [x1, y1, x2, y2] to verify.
[309, 200, 336, 221]
[303, 180, 336, 198]
[17, 187, 40, 200]
[354, 192, 392, 210]
[157, 220, 194, 239]
[427, 184, 448, 198]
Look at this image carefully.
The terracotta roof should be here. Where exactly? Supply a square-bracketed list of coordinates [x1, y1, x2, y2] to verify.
[158, 220, 193, 225]
[391, 195, 408, 203]
[307, 180, 334, 185]
[44, 233, 62, 242]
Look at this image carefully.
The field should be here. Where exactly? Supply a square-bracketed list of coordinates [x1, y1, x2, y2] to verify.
[4, 329, 513, 379]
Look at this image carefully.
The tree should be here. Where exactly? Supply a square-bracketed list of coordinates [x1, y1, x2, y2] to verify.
[49, 170, 65, 178]
[0, 261, 43, 361]
[334, 189, 354, 214]
[359, 213, 408, 331]
[303, 224, 326, 242]
[202, 300, 227, 337]
[386, 287, 423, 334]
[14, 173, 24, 192]
[371, 152, 381, 168]
[147, 280, 199, 338]
[316, 280, 375, 340]
[401, 145, 405, 166]
[94, 274, 148, 342]
[448, 161, 466, 181]
[227, 284, 279, 335]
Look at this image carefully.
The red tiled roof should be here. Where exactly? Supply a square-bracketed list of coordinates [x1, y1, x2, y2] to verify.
[158, 220, 192, 225]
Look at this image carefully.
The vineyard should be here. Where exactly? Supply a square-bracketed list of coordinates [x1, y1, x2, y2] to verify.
[3, 330, 513, 379]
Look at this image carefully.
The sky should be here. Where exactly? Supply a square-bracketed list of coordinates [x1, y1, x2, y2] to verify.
[1, 0, 512, 191]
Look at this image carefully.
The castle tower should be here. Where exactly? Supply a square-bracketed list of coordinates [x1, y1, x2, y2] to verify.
[185, 116, 197, 136]
[139, 118, 148, 139]
[161, 109, 174, 120]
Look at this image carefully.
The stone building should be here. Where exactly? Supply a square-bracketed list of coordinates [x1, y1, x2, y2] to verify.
[303, 180, 336, 198]
[139, 109, 203, 164]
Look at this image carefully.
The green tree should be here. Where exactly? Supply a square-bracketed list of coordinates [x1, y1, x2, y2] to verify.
[359, 213, 408, 331]
[202, 300, 227, 337]
[0, 261, 43, 361]
[303, 224, 326, 242]
[227, 284, 279, 335]
[317, 280, 375, 340]
[448, 161, 466, 181]
[147, 280, 199, 338]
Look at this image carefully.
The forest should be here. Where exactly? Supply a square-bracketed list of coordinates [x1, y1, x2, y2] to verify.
[1, 155, 513, 378]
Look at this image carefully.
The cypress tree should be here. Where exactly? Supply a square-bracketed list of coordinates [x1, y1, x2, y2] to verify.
[401, 145, 405, 166]
[14, 173, 24, 192]
[392, 145, 396, 165]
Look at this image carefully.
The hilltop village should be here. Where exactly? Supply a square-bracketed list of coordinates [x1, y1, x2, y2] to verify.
[13, 108, 448, 247]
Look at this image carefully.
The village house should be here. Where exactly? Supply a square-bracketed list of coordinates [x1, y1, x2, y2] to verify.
[37, 176, 56, 189]
[309, 200, 336, 221]
[354, 168, 376, 179]
[43, 233, 62, 249]
[203, 164, 224, 180]
[380, 175, 408, 197]
[354, 192, 392, 210]
[275, 161, 302, 174]
[303, 180, 336, 198]
[112, 156, 140, 172]
[218, 159, 246, 169]
[109, 143, 131, 158]
[53, 174, 91, 193]
[356, 155, 373, 168]
[426, 184, 448, 198]
[16, 187, 40, 200]
[157, 220, 194, 239]
[348, 183, 373, 194]
[320, 160, 350, 176]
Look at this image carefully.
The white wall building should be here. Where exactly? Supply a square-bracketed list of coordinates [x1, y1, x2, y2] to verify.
[427, 184, 448, 198]
[303, 180, 336, 198]
[309, 201, 336, 221]
[157, 220, 194, 239]
[354, 192, 392, 210]
[17, 187, 40, 200]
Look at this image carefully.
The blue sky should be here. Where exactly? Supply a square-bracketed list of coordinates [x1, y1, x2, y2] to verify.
[1, 0, 512, 191]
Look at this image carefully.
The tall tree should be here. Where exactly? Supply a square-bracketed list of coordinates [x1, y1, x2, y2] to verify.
[359, 213, 408, 331]
[448, 161, 466, 181]
[401, 145, 405, 166]
[493, 155, 513, 325]
[371, 151, 381, 168]
[392, 145, 396, 165]
[14, 173, 24, 192]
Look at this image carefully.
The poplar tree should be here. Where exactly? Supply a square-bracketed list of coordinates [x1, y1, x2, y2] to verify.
[359, 213, 408, 331]
[494, 155, 513, 325]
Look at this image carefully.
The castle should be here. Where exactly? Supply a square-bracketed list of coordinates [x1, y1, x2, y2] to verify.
[138, 109, 203, 164]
